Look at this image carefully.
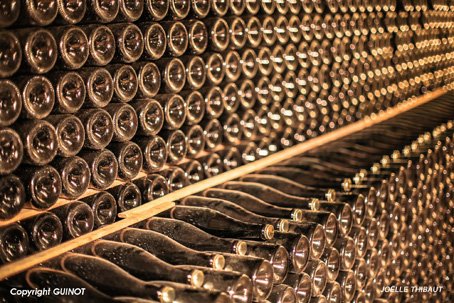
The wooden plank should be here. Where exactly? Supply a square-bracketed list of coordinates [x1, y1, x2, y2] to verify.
[0, 88, 447, 280]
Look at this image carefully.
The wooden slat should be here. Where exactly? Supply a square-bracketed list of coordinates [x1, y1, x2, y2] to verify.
[0, 88, 447, 280]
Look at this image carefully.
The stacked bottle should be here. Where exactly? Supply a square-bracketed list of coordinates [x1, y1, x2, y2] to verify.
[2, 95, 453, 302]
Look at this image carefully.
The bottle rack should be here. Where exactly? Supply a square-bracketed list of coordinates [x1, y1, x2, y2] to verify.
[0, 86, 449, 281]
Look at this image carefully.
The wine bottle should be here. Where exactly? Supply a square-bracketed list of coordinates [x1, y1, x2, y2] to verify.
[89, 239, 205, 288]
[104, 103, 139, 142]
[162, 21, 188, 57]
[0, 128, 23, 175]
[333, 236, 357, 271]
[46, 115, 85, 158]
[182, 125, 205, 157]
[239, 174, 335, 202]
[268, 284, 297, 303]
[0, 80, 21, 127]
[181, 196, 290, 232]
[108, 182, 142, 212]
[18, 165, 62, 209]
[52, 156, 91, 200]
[134, 174, 169, 203]
[166, 205, 275, 240]
[82, 192, 118, 228]
[242, 240, 290, 284]
[303, 260, 328, 297]
[283, 272, 312, 303]
[322, 281, 342, 303]
[55, 26, 89, 70]
[134, 135, 168, 173]
[336, 270, 356, 302]
[286, 221, 326, 261]
[109, 23, 144, 63]
[131, 99, 164, 136]
[349, 225, 368, 259]
[0, 223, 29, 263]
[0, 2, 19, 28]
[161, 130, 188, 163]
[202, 188, 304, 222]
[60, 252, 176, 302]
[155, 94, 187, 130]
[83, 25, 116, 66]
[221, 181, 320, 210]
[79, 67, 114, 108]
[198, 153, 223, 178]
[270, 231, 310, 274]
[298, 210, 339, 248]
[105, 64, 139, 102]
[16, 119, 58, 166]
[160, 166, 189, 192]
[21, 212, 63, 251]
[144, 217, 248, 255]
[79, 108, 114, 150]
[52, 201, 94, 240]
[110, 141, 143, 180]
[25, 267, 116, 303]
[118, 227, 226, 270]
[18, 29, 57, 73]
[320, 247, 340, 282]
[79, 149, 118, 190]
[0, 175, 25, 219]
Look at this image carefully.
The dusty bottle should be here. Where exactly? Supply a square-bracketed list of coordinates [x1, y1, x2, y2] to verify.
[201, 119, 223, 150]
[0, 128, 23, 175]
[79, 108, 114, 150]
[18, 28, 57, 74]
[202, 188, 304, 222]
[0, 223, 29, 263]
[161, 130, 188, 163]
[109, 23, 144, 63]
[0, 31, 21, 78]
[25, 267, 116, 303]
[18, 165, 62, 209]
[0, 80, 21, 129]
[51, 72, 86, 114]
[46, 115, 85, 157]
[85, 0, 119, 23]
[140, 22, 166, 60]
[110, 141, 143, 180]
[145, 217, 248, 255]
[134, 135, 168, 172]
[79, 67, 114, 108]
[21, 212, 63, 251]
[182, 125, 205, 157]
[52, 156, 91, 200]
[16, 120, 58, 166]
[222, 181, 320, 210]
[118, 227, 226, 270]
[131, 99, 164, 136]
[84, 25, 116, 66]
[268, 284, 297, 303]
[185, 20, 208, 54]
[134, 174, 169, 203]
[181, 196, 290, 232]
[198, 153, 224, 178]
[105, 64, 138, 102]
[157, 58, 187, 93]
[0, 174, 25, 219]
[166, 205, 275, 240]
[83, 191, 118, 228]
[155, 94, 187, 129]
[89, 239, 205, 287]
[144, 0, 169, 21]
[104, 103, 139, 142]
[181, 57, 206, 90]
[60, 252, 176, 302]
[18, 76, 55, 120]
[160, 166, 189, 192]
[52, 201, 94, 240]
[217, 147, 243, 171]
[162, 21, 188, 57]
[239, 174, 335, 202]
[178, 160, 204, 184]
[108, 182, 142, 212]
[79, 149, 118, 190]
[55, 26, 89, 70]
[183, 90, 205, 125]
